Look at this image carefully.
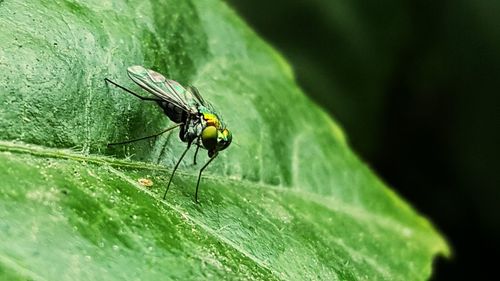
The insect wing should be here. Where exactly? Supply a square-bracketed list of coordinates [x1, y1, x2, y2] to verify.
[185, 85, 227, 129]
[127, 66, 192, 112]
[186, 86, 221, 118]
[187, 86, 207, 106]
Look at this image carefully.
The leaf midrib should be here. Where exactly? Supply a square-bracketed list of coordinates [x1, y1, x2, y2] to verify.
[0, 140, 450, 280]
[0, 140, 281, 279]
[0, 140, 443, 250]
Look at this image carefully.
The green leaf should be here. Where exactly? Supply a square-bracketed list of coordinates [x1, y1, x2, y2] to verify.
[0, 0, 449, 280]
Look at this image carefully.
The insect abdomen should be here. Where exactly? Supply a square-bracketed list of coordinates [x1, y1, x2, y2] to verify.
[158, 101, 186, 124]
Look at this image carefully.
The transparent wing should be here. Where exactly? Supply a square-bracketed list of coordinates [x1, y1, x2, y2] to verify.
[127, 66, 197, 113]
[186, 86, 207, 106]
[185, 86, 227, 128]
[186, 86, 220, 114]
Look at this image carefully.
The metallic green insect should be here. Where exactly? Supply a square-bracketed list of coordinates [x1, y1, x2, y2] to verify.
[105, 66, 232, 202]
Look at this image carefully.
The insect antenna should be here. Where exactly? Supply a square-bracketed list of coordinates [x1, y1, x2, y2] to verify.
[107, 123, 182, 146]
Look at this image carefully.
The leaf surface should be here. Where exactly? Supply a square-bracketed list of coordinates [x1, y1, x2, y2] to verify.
[0, 0, 449, 280]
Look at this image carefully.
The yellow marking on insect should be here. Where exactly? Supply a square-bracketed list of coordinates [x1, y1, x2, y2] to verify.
[203, 113, 221, 128]
[138, 178, 154, 187]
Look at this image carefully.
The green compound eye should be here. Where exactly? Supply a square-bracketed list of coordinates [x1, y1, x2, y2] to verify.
[201, 126, 217, 150]
[219, 129, 232, 150]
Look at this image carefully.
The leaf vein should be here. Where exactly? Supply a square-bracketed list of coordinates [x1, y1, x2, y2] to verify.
[105, 165, 283, 280]
[0, 140, 440, 247]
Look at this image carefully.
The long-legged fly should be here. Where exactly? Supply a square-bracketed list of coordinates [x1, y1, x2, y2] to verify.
[105, 66, 232, 203]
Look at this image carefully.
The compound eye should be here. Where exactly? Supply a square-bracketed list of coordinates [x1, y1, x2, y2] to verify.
[219, 129, 232, 150]
[201, 126, 217, 150]
[223, 129, 232, 142]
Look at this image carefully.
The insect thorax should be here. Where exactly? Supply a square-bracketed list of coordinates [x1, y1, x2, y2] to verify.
[179, 114, 203, 143]
[198, 106, 222, 129]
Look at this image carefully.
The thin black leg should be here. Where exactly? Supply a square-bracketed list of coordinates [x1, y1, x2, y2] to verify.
[107, 123, 182, 146]
[105, 78, 162, 102]
[163, 141, 193, 199]
[193, 138, 201, 165]
[195, 152, 218, 203]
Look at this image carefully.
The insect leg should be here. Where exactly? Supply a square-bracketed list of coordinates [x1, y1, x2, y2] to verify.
[195, 152, 218, 203]
[104, 78, 162, 102]
[163, 140, 193, 199]
[107, 123, 182, 146]
[192, 137, 201, 165]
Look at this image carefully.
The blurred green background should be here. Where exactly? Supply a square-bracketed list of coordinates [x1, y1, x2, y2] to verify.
[226, 0, 499, 279]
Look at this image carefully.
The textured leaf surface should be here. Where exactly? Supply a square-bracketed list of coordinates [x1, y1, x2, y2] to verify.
[0, 0, 449, 280]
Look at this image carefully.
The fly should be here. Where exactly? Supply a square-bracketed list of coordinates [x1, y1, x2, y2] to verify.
[105, 66, 232, 203]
